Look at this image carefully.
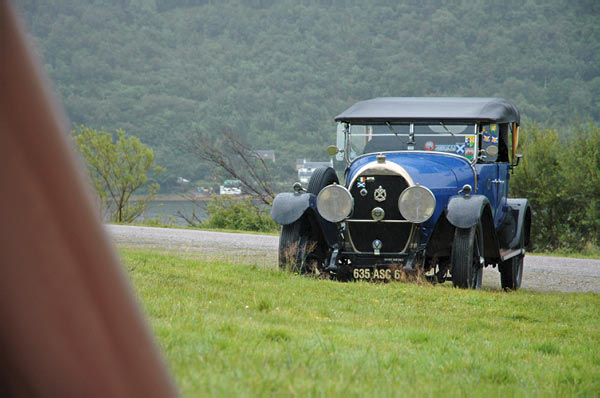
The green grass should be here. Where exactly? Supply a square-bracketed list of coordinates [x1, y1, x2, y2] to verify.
[121, 249, 600, 396]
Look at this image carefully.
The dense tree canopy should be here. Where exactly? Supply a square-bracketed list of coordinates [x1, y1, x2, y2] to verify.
[511, 123, 600, 252]
[17, 0, 600, 188]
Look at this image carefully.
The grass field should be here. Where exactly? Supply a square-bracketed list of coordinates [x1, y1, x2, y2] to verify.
[121, 249, 600, 397]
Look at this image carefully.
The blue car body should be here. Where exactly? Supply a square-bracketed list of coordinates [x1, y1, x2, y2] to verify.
[272, 98, 531, 288]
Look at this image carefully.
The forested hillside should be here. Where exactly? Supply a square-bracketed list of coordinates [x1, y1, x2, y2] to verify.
[17, 0, 600, 187]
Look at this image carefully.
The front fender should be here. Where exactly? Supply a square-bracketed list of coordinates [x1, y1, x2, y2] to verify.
[446, 195, 490, 229]
[446, 194, 501, 261]
[506, 198, 532, 249]
[271, 191, 338, 248]
[271, 192, 313, 225]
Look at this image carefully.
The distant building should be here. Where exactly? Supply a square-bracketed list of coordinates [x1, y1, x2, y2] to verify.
[255, 150, 276, 162]
[295, 159, 334, 184]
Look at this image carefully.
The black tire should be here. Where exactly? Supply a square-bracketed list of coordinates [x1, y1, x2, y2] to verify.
[278, 216, 329, 274]
[278, 220, 305, 272]
[278, 167, 337, 274]
[500, 230, 525, 290]
[307, 167, 338, 195]
[451, 222, 484, 289]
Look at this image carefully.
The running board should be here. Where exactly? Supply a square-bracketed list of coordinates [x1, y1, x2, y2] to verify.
[500, 248, 525, 261]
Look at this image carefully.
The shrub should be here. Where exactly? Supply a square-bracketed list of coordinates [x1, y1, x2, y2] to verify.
[203, 196, 278, 232]
[511, 122, 600, 251]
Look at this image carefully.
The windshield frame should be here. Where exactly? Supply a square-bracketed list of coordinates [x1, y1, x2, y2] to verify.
[342, 121, 479, 164]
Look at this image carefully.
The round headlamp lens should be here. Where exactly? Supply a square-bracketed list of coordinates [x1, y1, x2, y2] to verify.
[398, 185, 436, 223]
[316, 184, 353, 223]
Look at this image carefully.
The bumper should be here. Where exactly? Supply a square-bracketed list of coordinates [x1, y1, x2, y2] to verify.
[338, 251, 410, 268]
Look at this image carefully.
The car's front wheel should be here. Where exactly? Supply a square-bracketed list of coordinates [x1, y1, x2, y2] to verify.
[278, 216, 328, 274]
[451, 222, 484, 289]
[278, 220, 306, 272]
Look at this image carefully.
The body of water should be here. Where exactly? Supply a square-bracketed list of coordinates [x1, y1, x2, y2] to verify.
[138, 200, 206, 226]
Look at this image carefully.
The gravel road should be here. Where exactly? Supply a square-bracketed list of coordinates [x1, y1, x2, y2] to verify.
[107, 224, 600, 293]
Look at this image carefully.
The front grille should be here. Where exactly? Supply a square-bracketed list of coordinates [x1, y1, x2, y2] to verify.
[347, 175, 413, 252]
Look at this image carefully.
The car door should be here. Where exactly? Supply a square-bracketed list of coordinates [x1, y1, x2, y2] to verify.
[494, 162, 510, 227]
[477, 123, 505, 227]
[475, 162, 500, 222]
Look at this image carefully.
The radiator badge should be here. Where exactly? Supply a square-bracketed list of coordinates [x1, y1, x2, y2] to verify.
[374, 186, 386, 202]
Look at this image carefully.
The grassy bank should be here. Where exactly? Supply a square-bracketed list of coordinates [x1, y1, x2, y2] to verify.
[121, 249, 600, 397]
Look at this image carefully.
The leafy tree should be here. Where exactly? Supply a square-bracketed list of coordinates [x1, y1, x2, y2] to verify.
[511, 123, 600, 251]
[559, 123, 600, 248]
[71, 125, 164, 223]
[511, 125, 565, 250]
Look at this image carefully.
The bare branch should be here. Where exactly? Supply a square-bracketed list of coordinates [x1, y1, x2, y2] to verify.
[187, 128, 275, 205]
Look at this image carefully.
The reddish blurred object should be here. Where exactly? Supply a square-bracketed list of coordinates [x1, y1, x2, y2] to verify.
[0, 2, 177, 396]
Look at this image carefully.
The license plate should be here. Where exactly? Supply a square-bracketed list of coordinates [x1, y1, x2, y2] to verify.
[352, 268, 403, 281]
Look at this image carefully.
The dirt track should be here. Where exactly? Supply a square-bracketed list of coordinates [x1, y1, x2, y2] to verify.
[107, 224, 600, 293]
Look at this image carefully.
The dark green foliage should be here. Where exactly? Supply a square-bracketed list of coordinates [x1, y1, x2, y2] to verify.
[203, 196, 277, 232]
[18, 1, 600, 250]
[511, 123, 600, 251]
[19, 0, 600, 187]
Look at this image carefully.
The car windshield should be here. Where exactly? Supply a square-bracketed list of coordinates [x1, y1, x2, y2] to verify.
[346, 122, 478, 161]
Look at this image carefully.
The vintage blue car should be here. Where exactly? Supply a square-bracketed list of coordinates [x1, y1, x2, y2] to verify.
[271, 97, 531, 290]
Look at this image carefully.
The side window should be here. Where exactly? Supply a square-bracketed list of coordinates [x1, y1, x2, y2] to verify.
[497, 123, 510, 163]
[480, 123, 499, 162]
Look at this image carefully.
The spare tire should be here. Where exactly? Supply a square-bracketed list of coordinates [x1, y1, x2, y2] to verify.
[307, 167, 339, 195]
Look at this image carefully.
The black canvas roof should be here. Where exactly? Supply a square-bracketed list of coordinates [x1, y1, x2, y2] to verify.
[335, 97, 520, 125]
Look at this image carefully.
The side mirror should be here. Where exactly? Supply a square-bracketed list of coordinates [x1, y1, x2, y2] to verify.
[327, 145, 341, 156]
[510, 153, 523, 172]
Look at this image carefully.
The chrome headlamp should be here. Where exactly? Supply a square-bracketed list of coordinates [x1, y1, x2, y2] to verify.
[316, 184, 353, 223]
[398, 184, 436, 223]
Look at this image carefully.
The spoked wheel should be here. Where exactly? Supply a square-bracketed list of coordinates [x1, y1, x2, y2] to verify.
[500, 230, 524, 290]
[278, 216, 329, 274]
[451, 222, 484, 289]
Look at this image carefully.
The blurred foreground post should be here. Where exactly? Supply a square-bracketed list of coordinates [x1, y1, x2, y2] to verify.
[0, 2, 177, 396]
